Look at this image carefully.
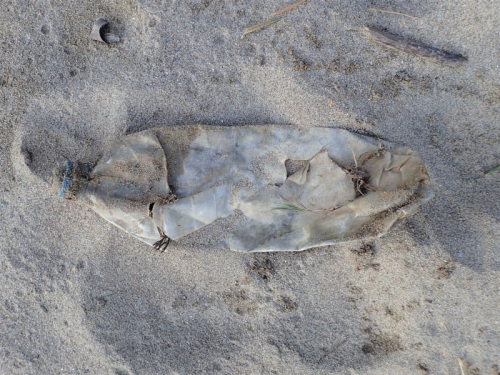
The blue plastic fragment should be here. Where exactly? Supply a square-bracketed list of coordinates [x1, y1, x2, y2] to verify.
[58, 161, 73, 198]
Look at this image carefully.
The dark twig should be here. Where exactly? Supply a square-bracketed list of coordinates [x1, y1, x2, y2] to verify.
[366, 26, 467, 67]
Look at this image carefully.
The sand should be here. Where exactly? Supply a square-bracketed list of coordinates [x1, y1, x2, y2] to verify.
[1, 0, 499, 374]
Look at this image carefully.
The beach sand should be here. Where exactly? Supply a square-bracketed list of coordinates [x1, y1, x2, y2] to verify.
[1, 0, 499, 373]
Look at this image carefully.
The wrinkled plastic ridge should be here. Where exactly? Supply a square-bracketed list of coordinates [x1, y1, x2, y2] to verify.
[54, 126, 433, 252]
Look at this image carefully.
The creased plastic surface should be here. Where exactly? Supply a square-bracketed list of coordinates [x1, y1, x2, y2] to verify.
[63, 125, 432, 252]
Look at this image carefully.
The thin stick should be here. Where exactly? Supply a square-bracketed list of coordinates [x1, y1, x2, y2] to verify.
[240, 17, 282, 39]
[458, 358, 469, 375]
[318, 340, 346, 364]
[484, 165, 500, 174]
[349, 146, 359, 168]
[368, 8, 421, 20]
[269, 0, 307, 17]
[365, 26, 467, 67]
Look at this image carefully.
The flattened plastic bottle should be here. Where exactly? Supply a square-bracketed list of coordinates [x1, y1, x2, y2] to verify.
[53, 126, 433, 252]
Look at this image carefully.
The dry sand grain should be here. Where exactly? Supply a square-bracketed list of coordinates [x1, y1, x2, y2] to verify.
[1, 0, 499, 374]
